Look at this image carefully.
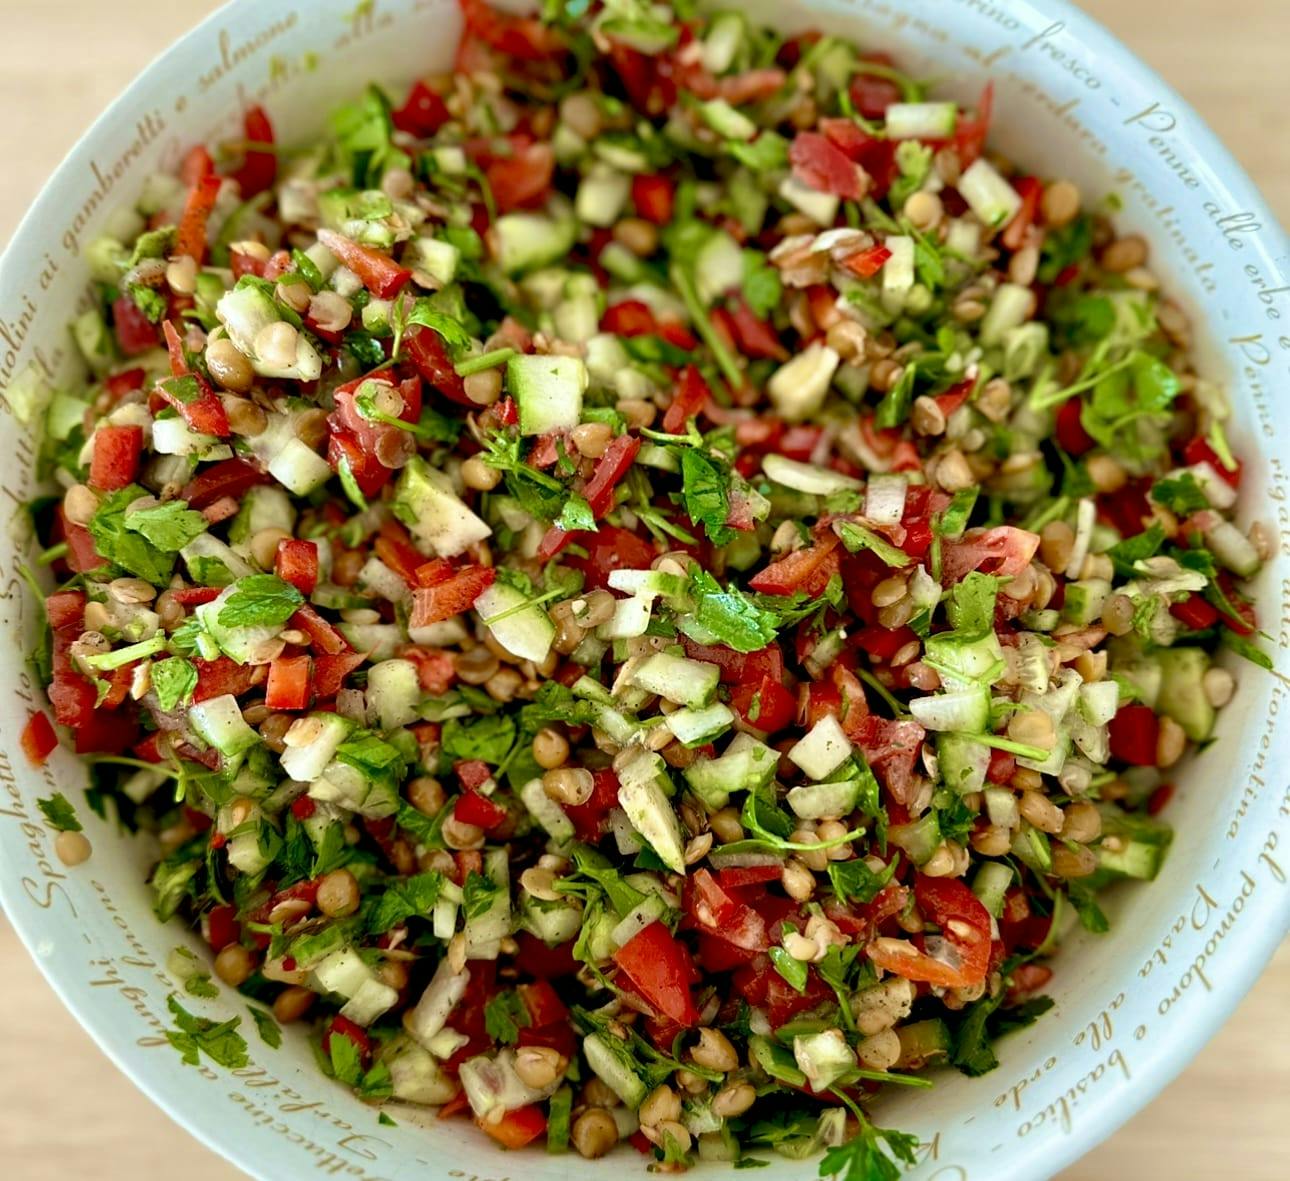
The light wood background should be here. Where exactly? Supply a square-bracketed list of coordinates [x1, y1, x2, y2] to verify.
[1, 2, 1286, 1178]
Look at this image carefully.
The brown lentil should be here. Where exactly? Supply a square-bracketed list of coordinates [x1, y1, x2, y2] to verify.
[213, 943, 257, 987]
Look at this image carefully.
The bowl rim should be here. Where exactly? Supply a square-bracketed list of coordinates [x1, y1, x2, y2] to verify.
[1, 1, 1287, 1179]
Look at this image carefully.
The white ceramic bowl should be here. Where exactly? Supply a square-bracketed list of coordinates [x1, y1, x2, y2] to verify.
[1, 2, 1287, 1178]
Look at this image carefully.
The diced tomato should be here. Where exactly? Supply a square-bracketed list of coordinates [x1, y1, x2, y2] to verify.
[632, 173, 674, 224]
[454, 789, 508, 830]
[867, 876, 991, 989]
[851, 624, 917, 664]
[987, 749, 1017, 784]
[1171, 594, 1219, 630]
[1182, 436, 1241, 487]
[841, 243, 892, 279]
[789, 131, 865, 200]
[935, 377, 976, 421]
[312, 650, 366, 699]
[455, 760, 492, 791]
[662, 366, 710, 435]
[265, 655, 312, 711]
[939, 526, 1041, 585]
[1109, 704, 1160, 766]
[175, 172, 222, 263]
[328, 427, 392, 497]
[406, 327, 472, 407]
[409, 566, 496, 628]
[607, 41, 677, 116]
[729, 674, 797, 734]
[181, 457, 269, 508]
[73, 711, 138, 755]
[204, 904, 240, 953]
[169, 587, 221, 606]
[478, 1103, 547, 1149]
[229, 105, 277, 197]
[726, 297, 788, 361]
[191, 656, 258, 704]
[564, 525, 657, 591]
[105, 368, 147, 401]
[562, 768, 621, 841]
[518, 980, 568, 1029]
[460, 0, 565, 60]
[291, 795, 317, 820]
[1055, 397, 1095, 456]
[322, 1015, 372, 1063]
[1001, 176, 1042, 252]
[513, 932, 579, 978]
[292, 605, 349, 656]
[393, 79, 452, 137]
[316, 228, 411, 299]
[849, 63, 902, 118]
[46, 590, 86, 631]
[20, 711, 58, 766]
[89, 424, 142, 491]
[274, 538, 319, 596]
[601, 299, 659, 338]
[765, 964, 835, 1030]
[716, 865, 784, 891]
[402, 646, 457, 695]
[749, 535, 840, 596]
[583, 435, 641, 518]
[685, 869, 768, 951]
[848, 714, 925, 803]
[487, 142, 555, 213]
[113, 294, 159, 355]
[612, 922, 699, 1028]
[682, 639, 784, 687]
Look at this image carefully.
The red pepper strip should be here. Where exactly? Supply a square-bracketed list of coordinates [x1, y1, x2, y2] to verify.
[291, 605, 349, 656]
[159, 321, 230, 436]
[229, 105, 277, 198]
[1171, 594, 1219, 630]
[181, 457, 269, 509]
[841, 244, 892, 279]
[275, 538, 320, 597]
[312, 650, 366, 699]
[632, 173, 675, 225]
[662, 365, 710, 434]
[729, 673, 797, 734]
[584, 435, 641, 518]
[180, 145, 216, 187]
[409, 567, 497, 628]
[162, 319, 189, 377]
[265, 654, 312, 711]
[21, 711, 59, 766]
[315, 228, 411, 299]
[113, 294, 158, 356]
[612, 921, 700, 1027]
[1001, 176, 1043, 251]
[454, 789, 508, 830]
[477, 1105, 547, 1150]
[727, 297, 789, 361]
[175, 172, 222, 263]
[748, 534, 841, 596]
[1108, 704, 1160, 766]
[89, 425, 143, 491]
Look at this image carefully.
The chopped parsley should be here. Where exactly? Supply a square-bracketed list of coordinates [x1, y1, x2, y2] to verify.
[37, 793, 82, 833]
[216, 575, 305, 629]
[165, 995, 249, 1070]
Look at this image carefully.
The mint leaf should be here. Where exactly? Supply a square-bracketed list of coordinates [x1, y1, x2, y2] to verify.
[217, 575, 304, 629]
[151, 656, 199, 712]
[37, 793, 82, 833]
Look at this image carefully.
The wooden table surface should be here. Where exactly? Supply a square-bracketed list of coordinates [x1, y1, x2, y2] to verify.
[1, 2, 1286, 1178]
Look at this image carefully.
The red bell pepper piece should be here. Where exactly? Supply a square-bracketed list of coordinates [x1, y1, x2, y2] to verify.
[729, 674, 797, 734]
[866, 875, 992, 989]
[460, 0, 565, 60]
[562, 768, 623, 842]
[265, 654, 312, 711]
[1001, 176, 1043, 251]
[316, 228, 411, 299]
[392, 79, 451, 137]
[275, 538, 319, 597]
[328, 428, 392, 498]
[312, 650, 367, 699]
[748, 535, 841, 596]
[169, 587, 222, 606]
[583, 435, 641, 518]
[1170, 594, 1219, 630]
[409, 566, 497, 627]
[405, 327, 472, 406]
[518, 980, 568, 1029]
[181, 457, 270, 508]
[191, 656, 258, 704]
[229, 105, 277, 198]
[612, 921, 699, 1028]
[204, 904, 241, 953]
[487, 142, 555, 214]
[112, 294, 159, 355]
[175, 171, 222, 263]
[1055, 397, 1095, 456]
[454, 789, 508, 830]
[841, 243, 892, 279]
[632, 173, 675, 225]
[478, 1104, 547, 1150]
[662, 365, 710, 434]
[21, 711, 59, 766]
[89, 424, 143, 491]
[849, 62, 903, 118]
[105, 368, 147, 400]
[1108, 704, 1160, 766]
[291, 604, 349, 656]
[322, 1015, 372, 1063]
[1181, 436, 1241, 487]
[561, 525, 656, 591]
[601, 299, 659, 338]
[726, 297, 788, 361]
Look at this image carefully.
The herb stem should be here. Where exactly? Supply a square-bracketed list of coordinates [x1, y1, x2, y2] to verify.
[671, 264, 745, 391]
[455, 347, 516, 376]
[37, 542, 68, 566]
[857, 669, 910, 719]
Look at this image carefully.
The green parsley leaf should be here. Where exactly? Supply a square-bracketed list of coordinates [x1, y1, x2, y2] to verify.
[130, 226, 177, 266]
[151, 656, 199, 712]
[183, 973, 219, 999]
[129, 284, 169, 323]
[291, 249, 325, 292]
[88, 485, 178, 584]
[556, 494, 597, 534]
[681, 568, 778, 653]
[345, 329, 387, 368]
[217, 575, 305, 629]
[827, 855, 896, 905]
[558, 844, 647, 916]
[249, 1005, 283, 1048]
[1037, 214, 1093, 284]
[483, 989, 531, 1045]
[874, 361, 917, 430]
[727, 130, 789, 172]
[124, 499, 208, 552]
[1149, 472, 1210, 516]
[165, 994, 249, 1070]
[441, 712, 516, 765]
[1067, 884, 1110, 934]
[835, 521, 909, 567]
[462, 870, 503, 921]
[37, 793, 82, 833]
[768, 944, 809, 993]
[817, 1119, 920, 1181]
[365, 872, 444, 934]
[936, 487, 979, 539]
[741, 250, 782, 319]
[678, 447, 735, 543]
[946, 571, 1002, 637]
[392, 296, 472, 360]
[1106, 522, 1165, 577]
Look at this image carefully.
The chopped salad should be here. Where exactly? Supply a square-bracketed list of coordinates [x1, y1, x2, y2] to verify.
[16, 0, 1269, 1175]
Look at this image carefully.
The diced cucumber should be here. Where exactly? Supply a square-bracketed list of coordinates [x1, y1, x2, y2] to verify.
[628, 652, 720, 708]
[337, 621, 403, 661]
[475, 582, 555, 664]
[793, 1030, 855, 1092]
[405, 958, 470, 1047]
[909, 685, 991, 733]
[695, 229, 746, 304]
[356, 556, 409, 604]
[762, 453, 862, 496]
[1078, 680, 1120, 728]
[610, 892, 670, 948]
[617, 755, 686, 873]
[778, 175, 840, 227]
[195, 586, 281, 665]
[181, 533, 254, 585]
[882, 235, 916, 303]
[393, 457, 492, 557]
[404, 235, 460, 286]
[980, 282, 1035, 346]
[151, 414, 224, 458]
[1062, 578, 1111, 626]
[366, 659, 422, 730]
[984, 786, 1019, 829]
[216, 286, 323, 381]
[786, 778, 859, 821]
[701, 11, 746, 74]
[520, 894, 583, 945]
[884, 101, 958, 139]
[959, 158, 1023, 230]
[683, 733, 777, 811]
[1154, 646, 1214, 741]
[519, 777, 576, 842]
[314, 948, 398, 1026]
[464, 848, 512, 961]
[888, 813, 941, 866]
[894, 1019, 952, 1069]
[767, 342, 841, 422]
[972, 861, 1014, 918]
[72, 308, 115, 377]
[460, 1049, 557, 1120]
[508, 353, 587, 436]
[1093, 809, 1173, 883]
[493, 204, 579, 274]
[937, 732, 991, 794]
[1206, 519, 1261, 578]
[666, 702, 735, 747]
[788, 715, 854, 780]
[188, 693, 260, 758]
[584, 1033, 647, 1108]
[228, 485, 296, 547]
[310, 758, 399, 819]
[383, 1036, 460, 1105]
[268, 437, 333, 495]
[576, 164, 632, 228]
